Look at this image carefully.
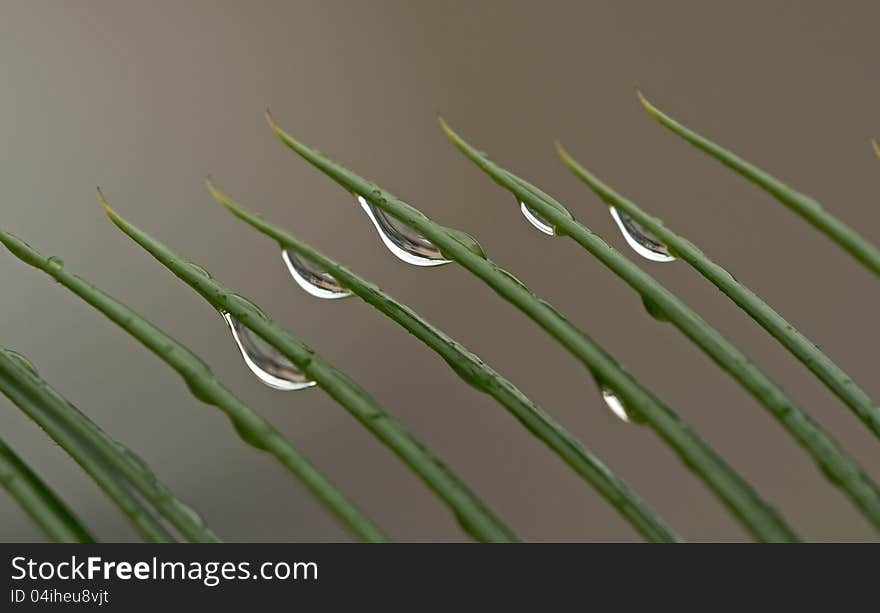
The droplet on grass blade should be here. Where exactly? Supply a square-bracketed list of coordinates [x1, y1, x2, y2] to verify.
[4, 350, 39, 376]
[358, 195, 451, 266]
[46, 256, 65, 272]
[601, 387, 633, 423]
[519, 202, 556, 236]
[282, 250, 351, 300]
[222, 312, 315, 391]
[609, 207, 675, 263]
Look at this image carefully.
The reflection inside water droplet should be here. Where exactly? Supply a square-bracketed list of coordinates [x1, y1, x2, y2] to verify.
[609, 207, 675, 263]
[519, 202, 556, 235]
[282, 250, 351, 300]
[357, 195, 451, 266]
[601, 388, 632, 423]
[222, 312, 316, 391]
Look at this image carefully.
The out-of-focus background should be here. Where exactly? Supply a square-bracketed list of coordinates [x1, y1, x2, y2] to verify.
[1, 0, 878, 542]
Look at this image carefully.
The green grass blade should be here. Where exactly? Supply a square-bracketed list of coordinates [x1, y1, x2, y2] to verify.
[0, 349, 175, 542]
[0, 231, 386, 543]
[0, 435, 95, 542]
[98, 197, 518, 543]
[441, 121, 880, 531]
[209, 180, 682, 543]
[0, 347, 218, 542]
[638, 93, 880, 277]
[558, 143, 880, 440]
[266, 113, 798, 542]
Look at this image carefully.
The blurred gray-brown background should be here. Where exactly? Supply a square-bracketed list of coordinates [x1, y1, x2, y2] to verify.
[1, 0, 878, 542]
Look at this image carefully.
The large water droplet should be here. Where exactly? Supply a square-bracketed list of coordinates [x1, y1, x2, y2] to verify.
[520, 202, 556, 236]
[609, 207, 675, 263]
[357, 195, 451, 266]
[282, 250, 351, 300]
[222, 312, 316, 391]
[601, 388, 632, 423]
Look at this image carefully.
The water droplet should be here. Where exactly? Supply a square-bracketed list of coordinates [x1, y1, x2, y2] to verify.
[227, 294, 268, 320]
[189, 262, 213, 279]
[282, 250, 351, 300]
[609, 207, 675, 263]
[174, 500, 206, 529]
[357, 195, 451, 266]
[520, 202, 556, 235]
[5, 350, 38, 376]
[601, 388, 633, 423]
[641, 296, 669, 322]
[46, 256, 64, 272]
[222, 312, 316, 391]
[440, 226, 487, 260]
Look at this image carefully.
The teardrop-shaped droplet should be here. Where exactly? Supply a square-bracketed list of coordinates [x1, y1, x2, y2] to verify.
[520, 202, 556, 236]
[609, 207, 676, 263]
[222, 312, 316, 391]
[282, 250, 351, 300]
[4, 350, 38, 376]
[357, 195, 451, 266]
[601, 388, 633, 423]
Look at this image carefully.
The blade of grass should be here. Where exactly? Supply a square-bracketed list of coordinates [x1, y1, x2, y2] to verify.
[557, 143, 880, 440]
[208, 180, 682, 543]
[0, 349, 175, 542]
[638, 93, 880, 277]
[0, 346, 218, 542]
[98, 196, 519, 543]
[266, 112, 798, 542]
[442, 121, 880, 531]
[0, 231, 386, 543]
[0, 435, 95, 542]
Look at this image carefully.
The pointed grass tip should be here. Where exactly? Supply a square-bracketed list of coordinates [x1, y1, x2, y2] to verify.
[264, 108, 291, 145]
[554, 141, 575, 167]
[96, 187, 118, 220]
[437, 118, 485, 161]
[871, 139, 880, 160]
[204, 175, 225, 205]
[635, 89, 661, 119]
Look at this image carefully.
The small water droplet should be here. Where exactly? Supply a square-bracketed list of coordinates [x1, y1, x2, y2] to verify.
[281, 250, 351, 300]
[641, 296, 669, 322]
[609, 207, 676, 263]
[46, 256, 65, 272]
[118, 445, 154, 478]
[5, 350, 38, 376]
[222, 312, 316, 391]
[231, 418, 272, 451]
[189, 262, 213, 279]
[601, 388, 633, 423]
[519, 202, 556, 235]
[227, 294, 268, 320]
[175, 500, 206, 529]
[357, 195, 451, 266]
